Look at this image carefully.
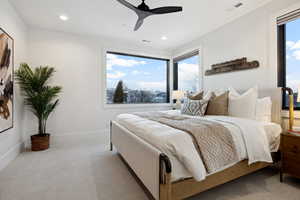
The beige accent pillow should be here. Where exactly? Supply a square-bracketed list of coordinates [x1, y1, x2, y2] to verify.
[206, 91, 229, 115]
[188, 91, 204, 100]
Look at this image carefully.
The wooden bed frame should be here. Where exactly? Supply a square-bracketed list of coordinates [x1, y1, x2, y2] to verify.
[159, 159, 270, 200]
[111, 121, 275, 200]
[110, 89, 282, 200]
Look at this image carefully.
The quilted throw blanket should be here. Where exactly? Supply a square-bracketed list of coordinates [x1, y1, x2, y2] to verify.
[134, 112, 239, 173]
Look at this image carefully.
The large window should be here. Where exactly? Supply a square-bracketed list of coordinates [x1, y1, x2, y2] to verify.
[278, 10, 300, 109]
[173, 51, 200, 93]
[106, 52, 170, 104]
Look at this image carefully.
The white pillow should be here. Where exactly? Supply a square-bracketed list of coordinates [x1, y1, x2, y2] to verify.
[228, 86, 258, 119]
[255, 97, 272, 122]
[203, 90, 212, 100]
[214, 88, 227, 96]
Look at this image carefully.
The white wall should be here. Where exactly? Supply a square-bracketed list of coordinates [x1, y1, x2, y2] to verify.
[0, 0, 27, 170]
[27, 29, 172, 138]
[173, 0, 300, 92]
[23, 0, 300, 141]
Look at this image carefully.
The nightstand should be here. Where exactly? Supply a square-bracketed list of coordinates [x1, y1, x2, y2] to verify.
[280, 132, 300, 182]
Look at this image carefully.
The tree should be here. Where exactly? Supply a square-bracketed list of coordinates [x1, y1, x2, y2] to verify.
[113, 80, 124, 103]
[15, 63, 62, 135]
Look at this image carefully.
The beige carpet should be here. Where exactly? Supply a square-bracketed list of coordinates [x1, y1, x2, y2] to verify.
[0, 133, 299, 200]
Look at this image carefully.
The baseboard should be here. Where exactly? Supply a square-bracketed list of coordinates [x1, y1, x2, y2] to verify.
[50, 129, 109, 137]
[0, 142, 24, 171]
[23, 129, 110, 148]
[25, 129, 109, 137]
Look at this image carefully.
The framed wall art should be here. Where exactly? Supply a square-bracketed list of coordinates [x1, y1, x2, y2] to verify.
[0, 28, 14, 133]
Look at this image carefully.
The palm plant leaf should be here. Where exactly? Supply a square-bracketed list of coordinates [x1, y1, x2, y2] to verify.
[15, 63, 62, 135]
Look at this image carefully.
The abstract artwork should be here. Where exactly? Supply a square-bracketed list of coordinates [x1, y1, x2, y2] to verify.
[0, 28, 13, 133]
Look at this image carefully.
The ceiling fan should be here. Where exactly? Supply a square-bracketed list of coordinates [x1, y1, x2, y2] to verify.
[116, 0, 183, 31]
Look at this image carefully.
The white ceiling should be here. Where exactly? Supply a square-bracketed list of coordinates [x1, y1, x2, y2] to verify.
[10, 0, 271, 51]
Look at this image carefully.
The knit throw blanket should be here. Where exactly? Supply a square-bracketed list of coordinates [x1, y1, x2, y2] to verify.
[134, 112, 238, 173]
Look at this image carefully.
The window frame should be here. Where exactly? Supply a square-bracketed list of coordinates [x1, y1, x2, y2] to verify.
[104, 51, 171, 106]
[277, 18, 300, 110]
[173, 50, 200, 91]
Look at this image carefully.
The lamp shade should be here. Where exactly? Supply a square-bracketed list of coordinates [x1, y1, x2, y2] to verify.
[172, 90, 184, 100]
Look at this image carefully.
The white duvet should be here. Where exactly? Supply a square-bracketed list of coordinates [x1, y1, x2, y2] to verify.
[116, 110, 281, 182]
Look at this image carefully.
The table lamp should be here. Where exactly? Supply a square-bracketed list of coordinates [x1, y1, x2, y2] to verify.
[282, 87, 294, 131]
[172, 90, 184, 109]
[294, 86, 300, 132]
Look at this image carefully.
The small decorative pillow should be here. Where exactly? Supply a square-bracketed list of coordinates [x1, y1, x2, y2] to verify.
[181, 98, 208, 116]
[187, 91, 204, 100]
[206, 91, 229, 115]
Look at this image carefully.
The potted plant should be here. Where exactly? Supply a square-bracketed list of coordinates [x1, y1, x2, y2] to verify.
[15, 63, 62, 151]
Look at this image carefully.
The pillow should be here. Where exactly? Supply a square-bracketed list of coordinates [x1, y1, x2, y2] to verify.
[203, 90, 213, 100]
[181, 98, 208, 116]
[206, 91, 229, 115]
[214, 88, 227, 96]
[255, 97, 272, 122]
[188, 91, 204, 100]
[228, 86, 258, 119]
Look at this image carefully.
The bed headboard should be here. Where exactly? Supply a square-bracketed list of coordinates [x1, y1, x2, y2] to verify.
[258, 88, 282, 124]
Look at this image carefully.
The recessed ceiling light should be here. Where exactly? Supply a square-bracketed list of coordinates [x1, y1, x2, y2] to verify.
[59, 15, 69, 21]
[161, 36, 168, 40]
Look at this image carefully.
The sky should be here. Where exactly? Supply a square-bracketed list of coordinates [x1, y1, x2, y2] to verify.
[286, 18, 300, 92]
[106, 53, 199, 92]
[178, 55, 199, 92]
[106, 53, 167, 91]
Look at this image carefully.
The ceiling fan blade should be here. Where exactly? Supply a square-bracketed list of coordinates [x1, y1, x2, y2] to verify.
[116, 0, 137, 12]
[150, 6, 182, 14]
[134, 18, 144, 31]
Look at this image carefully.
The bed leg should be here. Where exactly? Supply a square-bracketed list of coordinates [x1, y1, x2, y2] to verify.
[110, 121, 113, 151]
[160, 154, 172, 200]
[160, 175, 172, 200]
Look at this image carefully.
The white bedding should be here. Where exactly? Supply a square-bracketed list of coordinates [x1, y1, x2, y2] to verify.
[116, 110, 281, 182]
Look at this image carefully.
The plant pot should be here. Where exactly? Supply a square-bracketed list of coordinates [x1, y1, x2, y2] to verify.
[31, 134, 50, 151]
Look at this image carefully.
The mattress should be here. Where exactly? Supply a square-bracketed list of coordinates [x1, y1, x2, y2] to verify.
[116, 110, 281, 182]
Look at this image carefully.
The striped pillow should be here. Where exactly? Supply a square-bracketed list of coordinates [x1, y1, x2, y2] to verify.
[181, 98, 208, 116]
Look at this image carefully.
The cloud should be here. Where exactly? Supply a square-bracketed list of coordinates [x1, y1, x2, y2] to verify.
[137, 81, 166, 90]
[132, 70, 140, 75]
[178, 63, 199, 81]
[292, 50, 300, 60]
[107, 71, 126, 79]
[287, 78, 300, 92]
[177, 63, 199, 91]
[286, 41, 295, 49]
[107, 53, 146, 70]
[287, 40, 300, 50]
[131, 70, 151, 76]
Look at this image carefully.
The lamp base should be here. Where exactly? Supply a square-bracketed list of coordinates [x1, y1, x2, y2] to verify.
[174, 100, 182, 110]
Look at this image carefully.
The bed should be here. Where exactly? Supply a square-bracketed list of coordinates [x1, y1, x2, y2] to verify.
[110, 88, 282, 200]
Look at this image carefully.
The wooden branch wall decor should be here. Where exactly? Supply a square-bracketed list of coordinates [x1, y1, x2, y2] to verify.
[205, 57, 259, 76]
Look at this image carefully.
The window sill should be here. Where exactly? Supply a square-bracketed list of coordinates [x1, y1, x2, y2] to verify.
[103, 103, 172, 110]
